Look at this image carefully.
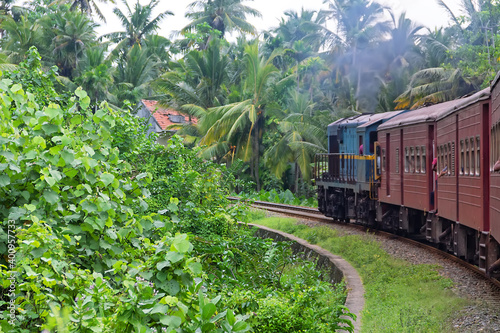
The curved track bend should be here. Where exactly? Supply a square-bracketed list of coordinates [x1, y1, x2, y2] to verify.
[230, 197, 500, 297]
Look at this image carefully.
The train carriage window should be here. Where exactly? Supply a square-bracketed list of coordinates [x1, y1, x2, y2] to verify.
[460, 140, 464, 175]
[410, 147, 415, 173]
[438, 146, 441, 174]
[421, 146, 426, 173]
[471, 137, 475, 176]
[496, 124, 499, 168]
[446, 142, 453, 175]
[441, 146, 446, 173]
[416, 147, 421, 173]
[405, 147, 409, 173]
[491, 123, 500, 167]
[491, 123, 500, 165]
[494, 125, 497, 168]
[493, 125, 496, 169]
[492, 126, 496, 169]
[465, 139, 470, 175]
[495, 124, 499, 168]
[497, 123, 500, 167]
[439, 146, 443, 174]
[396, 148, 399, 173]
[476, 136, 480, 176]
[441, 143, 450, 175]
[382, 148, 386, 171]
[451, 142, 455, 176]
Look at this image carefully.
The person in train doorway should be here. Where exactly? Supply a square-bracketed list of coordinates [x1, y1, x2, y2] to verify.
[494, 159, 500, 172]
[430, 158, 447, 214]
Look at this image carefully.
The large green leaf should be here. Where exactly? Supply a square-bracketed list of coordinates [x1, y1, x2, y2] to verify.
[0, 175, 10, 187]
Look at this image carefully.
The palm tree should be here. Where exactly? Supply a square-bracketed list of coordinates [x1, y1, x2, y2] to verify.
[272, 9, 326, 52]
[49, 0, 116, 22]
[0, 52, 17, 72]
[183, 0, 261, 38]
[47, 10, 98, 78]
[112, 44, 160, 105]
[143, 34, 171, 65]
[298, 56, 329, 100]
[421, 27, 453, 68]
[0, 16, 42, 64]
[264, 90, 326, 190]
[385, 12, 423, 70]
[198, 42, 281, 190]
[320, 0, 390, 112]
[394, 67, 480, 109]
[154, 38, 229, 111]
[75, 45, 114, 108]
[377, 12, 424, 111]
[104, 0, 173, 49]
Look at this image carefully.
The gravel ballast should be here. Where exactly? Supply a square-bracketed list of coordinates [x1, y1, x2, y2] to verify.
[265, 211, 500, 332]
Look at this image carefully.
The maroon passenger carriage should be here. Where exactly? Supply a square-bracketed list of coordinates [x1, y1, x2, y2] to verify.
[488, 73, 500, 276]
[376, 88, 500, 274]
[433, 88, 491, 268]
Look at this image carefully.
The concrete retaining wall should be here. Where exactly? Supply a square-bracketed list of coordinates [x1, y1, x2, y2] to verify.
[243, 222, 365, 333]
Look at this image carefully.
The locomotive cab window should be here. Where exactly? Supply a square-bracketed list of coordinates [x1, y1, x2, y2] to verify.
[369, 132, 377, 154]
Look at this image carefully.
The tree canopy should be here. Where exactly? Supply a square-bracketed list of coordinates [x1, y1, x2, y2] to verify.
[0, 0, 498, 192]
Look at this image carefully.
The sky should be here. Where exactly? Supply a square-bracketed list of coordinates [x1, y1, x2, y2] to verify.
[95, 0, 464, 39]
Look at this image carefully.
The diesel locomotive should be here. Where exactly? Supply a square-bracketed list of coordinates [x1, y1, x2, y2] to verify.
[315, 75, 500, 277]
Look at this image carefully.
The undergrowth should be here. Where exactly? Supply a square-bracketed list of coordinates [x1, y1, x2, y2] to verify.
[236, 189, 317, 208]
[251, 216, 467, 333]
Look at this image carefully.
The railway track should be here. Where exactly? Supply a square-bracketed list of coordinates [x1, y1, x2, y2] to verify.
[229, 197, 500, 301]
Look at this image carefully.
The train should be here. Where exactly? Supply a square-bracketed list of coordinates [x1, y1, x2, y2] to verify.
[315, 74, 500, 277]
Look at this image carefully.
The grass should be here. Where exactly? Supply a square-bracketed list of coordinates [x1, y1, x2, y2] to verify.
[247, 214, 468, 333]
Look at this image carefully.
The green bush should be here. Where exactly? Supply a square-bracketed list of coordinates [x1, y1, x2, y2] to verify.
[0, 48, 250, 333]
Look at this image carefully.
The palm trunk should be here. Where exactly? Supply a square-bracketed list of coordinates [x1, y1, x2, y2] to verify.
[253, 122, 261, 191]
[353, 41, 361, 112]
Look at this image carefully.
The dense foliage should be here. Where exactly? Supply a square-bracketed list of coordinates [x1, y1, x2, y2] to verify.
[0, 49, 249, 332]
[0, 50, 353, 332]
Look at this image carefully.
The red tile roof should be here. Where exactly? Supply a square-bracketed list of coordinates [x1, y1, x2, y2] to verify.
[141, 100, 197, 131]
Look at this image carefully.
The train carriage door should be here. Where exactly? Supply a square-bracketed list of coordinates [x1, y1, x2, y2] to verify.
[482, 102, 490, 231]
[429, 125, 435, 210]
[386, 133, 390, 196]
